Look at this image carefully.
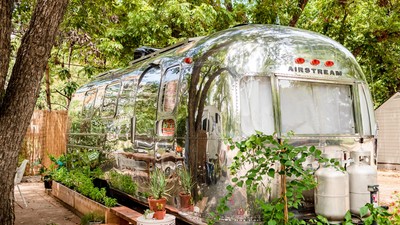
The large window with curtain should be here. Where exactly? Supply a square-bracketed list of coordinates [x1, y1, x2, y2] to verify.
[279, 79, 355, 135]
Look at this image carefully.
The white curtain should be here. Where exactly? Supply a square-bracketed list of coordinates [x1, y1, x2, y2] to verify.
[279, 80, 355, 134]
[240, 76, 275, 136]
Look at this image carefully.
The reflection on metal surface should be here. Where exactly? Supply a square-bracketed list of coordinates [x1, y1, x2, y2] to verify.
[67, 25, 377, 224]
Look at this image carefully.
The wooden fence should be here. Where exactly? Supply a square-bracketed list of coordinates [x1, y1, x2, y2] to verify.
[20, 110, 68, 175]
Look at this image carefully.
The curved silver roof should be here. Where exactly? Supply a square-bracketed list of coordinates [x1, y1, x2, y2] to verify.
[80, 24, 366, 93]
[185, 24, 365, 81]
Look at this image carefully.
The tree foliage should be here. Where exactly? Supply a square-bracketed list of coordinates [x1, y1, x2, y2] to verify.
[7, 0, 400, 109]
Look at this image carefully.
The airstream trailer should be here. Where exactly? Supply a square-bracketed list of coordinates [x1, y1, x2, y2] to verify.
[67, 24, 377, 223]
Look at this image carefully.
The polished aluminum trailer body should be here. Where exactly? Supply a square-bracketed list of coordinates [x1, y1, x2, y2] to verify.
[67, 24, 377, 223]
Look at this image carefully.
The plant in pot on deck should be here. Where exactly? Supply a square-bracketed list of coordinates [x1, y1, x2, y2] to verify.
[177, 167, 194, 211]
[148, 167, 171, 220]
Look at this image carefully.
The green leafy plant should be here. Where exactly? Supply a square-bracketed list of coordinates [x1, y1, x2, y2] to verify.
[208, 132, 340, 225]
[144, 209, 154, 218]
[52, 167, 117, 207]
[108, 170, 138, 196]
[149, 167, 172, 200]
[104, 197, 118, 207]
[177, 167, 194, 195]
[360, 203, 391, 225]
[80, 212, 104, 225]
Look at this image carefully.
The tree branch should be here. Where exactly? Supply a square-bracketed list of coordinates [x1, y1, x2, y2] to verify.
[55, 89, 71, 101]
[289, 0, 308, 27]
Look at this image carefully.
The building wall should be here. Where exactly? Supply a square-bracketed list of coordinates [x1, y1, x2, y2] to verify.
[375, 93, 400, 167]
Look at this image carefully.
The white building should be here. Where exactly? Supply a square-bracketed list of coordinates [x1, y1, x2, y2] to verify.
[376, 92, 400, 169]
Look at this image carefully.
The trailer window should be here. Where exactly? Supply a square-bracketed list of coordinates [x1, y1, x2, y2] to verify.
[240, 76, 274, 136]
[359, 84, 376, 136]
[135, 66, 161, 137]
[101, 83, 121, 118]
[83, 89, 97, 116]
[160, 66, 180, 113]
[118, 78, 137, 116]
[279, 80, 355, 135]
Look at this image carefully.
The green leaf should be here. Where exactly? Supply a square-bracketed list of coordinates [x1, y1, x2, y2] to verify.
[344, 210, 352, 221]
[316, 215, 329, 224]
[267, 220, 277, 225]
[267, 168, 275, 178]
[363, 216, 374, 225]
[360, 205, 369, 217]
[285, 160, 292, 167]
[276, 203, 284, 211]
[245, 179, 253, 185]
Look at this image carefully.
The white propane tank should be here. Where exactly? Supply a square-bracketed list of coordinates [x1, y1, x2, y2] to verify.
[347, 150, 377, 215]
[315, 152, 349, 223]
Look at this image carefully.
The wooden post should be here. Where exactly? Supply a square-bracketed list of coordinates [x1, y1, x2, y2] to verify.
[281, 163, 289, 224]
[279, 138, 289, 224]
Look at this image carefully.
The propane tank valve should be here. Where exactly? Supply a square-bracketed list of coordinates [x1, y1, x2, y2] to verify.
[368, 185, 379, 207]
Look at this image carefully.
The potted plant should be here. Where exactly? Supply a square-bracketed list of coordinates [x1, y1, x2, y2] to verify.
[147, 167, 171, 220]
[177, 167, 194, 211]
[153, 202, 166, 220]
[40, 166, 55, 189]
[143, 209, 154, 219]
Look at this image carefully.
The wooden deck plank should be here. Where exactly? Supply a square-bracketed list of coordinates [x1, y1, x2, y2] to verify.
[110, 206, 142, 224]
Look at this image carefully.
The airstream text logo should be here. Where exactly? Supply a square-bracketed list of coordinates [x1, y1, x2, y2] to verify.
[288, 66, 342, 76]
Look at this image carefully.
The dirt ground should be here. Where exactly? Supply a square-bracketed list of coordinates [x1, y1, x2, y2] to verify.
[378, 169, 400, 206]
[13, 170, 400, 225]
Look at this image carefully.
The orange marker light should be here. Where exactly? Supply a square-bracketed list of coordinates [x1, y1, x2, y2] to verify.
[295, 57, 305, 64]
[184, 57, 193, 64]
[310, 59, 320, 66]
[325, 60, 334, 67]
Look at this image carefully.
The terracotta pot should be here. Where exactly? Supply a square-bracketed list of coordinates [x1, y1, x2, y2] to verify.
[179, 192, 193, 211]
[153, 210, 166, 220]
[148, 197, 167, 212]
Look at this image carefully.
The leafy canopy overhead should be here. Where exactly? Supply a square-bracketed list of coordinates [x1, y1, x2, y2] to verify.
[10, 0, 400, 109]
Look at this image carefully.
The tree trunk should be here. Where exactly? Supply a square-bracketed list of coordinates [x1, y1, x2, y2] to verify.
[0, 0, 13, 102]
[0, 1, 68, 224]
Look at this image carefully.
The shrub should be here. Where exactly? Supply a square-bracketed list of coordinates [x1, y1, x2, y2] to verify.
[108, 170, 138, 196]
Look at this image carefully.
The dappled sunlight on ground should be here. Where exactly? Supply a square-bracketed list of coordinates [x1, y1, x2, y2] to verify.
[14, 182, 80, 225]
